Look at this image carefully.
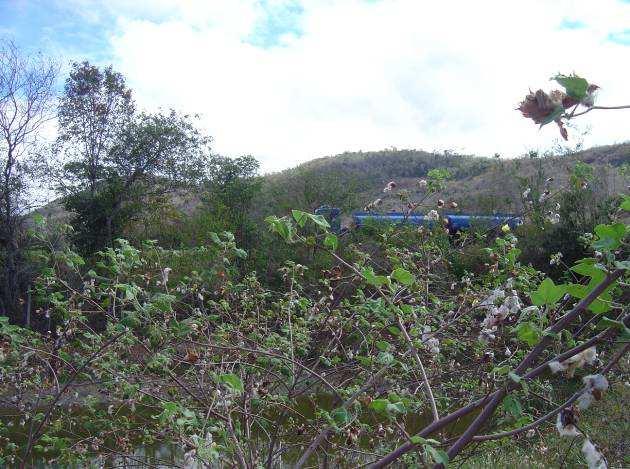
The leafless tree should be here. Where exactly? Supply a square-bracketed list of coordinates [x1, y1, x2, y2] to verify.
[0, 39, 56, 323]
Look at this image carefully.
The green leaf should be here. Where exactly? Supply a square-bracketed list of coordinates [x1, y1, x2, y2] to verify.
[514, 321, 541, 346]
[621, 195, 630, 211]
[234, 248, 248, 259]
[362, 268, 389, 288]
[377, 351, 394, 365]
[503, 395, 523, 418]
[291, 210, 309, 227]
[386, 402, 405, 414]
[375, 340, 390, 352]
[307, 213, 330, 229]
[217, 373, 244, 394]
[593, 223, 627, 251]
[614, 260, 630, 270]
[553, 73, 589, 100]
[410, 435, 440, 445]
[530, 278, 566, 306]
[331, 407, 350, 425]
[570, 262, 606, 283]
[370, 399, 390, 413]
[324, 233, 338, 251]
[391, 268, 415, 286]
[265, 216, 294, 242]
[425, 444, 449, 466]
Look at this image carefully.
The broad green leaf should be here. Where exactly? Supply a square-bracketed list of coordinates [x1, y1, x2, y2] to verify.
[530, 278, 565, 306]
[217, 373, 244, 394]
[410, 435, 441, 445]
[570, 262, 606, 283]
[324, 233, 338, 251]
[614, 260, 630, 270]
[375, 340, 390, 352]
[386, 402, 405, 414]
[503, 395, 523, 418]
[291, 210, 309, 227]
[307, 213, 330, 229]
[391, 268, 415, 286]
[514, 321, 541, 346]
[553, 73, 589, 100]
[621, 195, 630, 211]
[234, 248, 247, 259]
[331, 407, 350, 425]
[265, 216, 294, 242]
[377, 351, 394, 365]
[565, 282, 612, 313]
[593, 223, 626, 251]
[370, 399, 390, 413]
[362, 268, 389, 288]
[425, 444, 449, 466]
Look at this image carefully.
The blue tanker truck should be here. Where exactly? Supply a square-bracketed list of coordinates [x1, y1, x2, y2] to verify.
[315, 206, 522, 234]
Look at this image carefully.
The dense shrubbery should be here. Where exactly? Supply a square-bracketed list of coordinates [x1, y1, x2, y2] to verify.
[0, 187, 627, 467]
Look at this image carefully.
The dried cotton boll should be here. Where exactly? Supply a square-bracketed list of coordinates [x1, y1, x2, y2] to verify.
[582, 439, 608, 469]
[583, 374, 608, 393]
[556, 409, 581, 437]
[437, 199, 445, 208]
[449, 201, 458, 208]
[383, 181, 397, 192]
[522, 188, 531, 199]
[577, 391, 595, 410]
[548, 360, 567, 374]
[426, 210, 440, 221]
[418, 179, 428, 188]
[161, 267, 172, 285]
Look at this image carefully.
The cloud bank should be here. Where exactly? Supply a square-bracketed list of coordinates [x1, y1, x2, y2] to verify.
[3, 0, 630, 171]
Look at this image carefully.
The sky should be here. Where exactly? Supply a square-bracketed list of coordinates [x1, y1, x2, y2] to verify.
[1, 0, 629, 172]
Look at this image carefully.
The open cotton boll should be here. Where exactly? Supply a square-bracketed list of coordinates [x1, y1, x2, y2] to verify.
[582, 439, 607, 469]
[577, 390, 595, 410]
[583, 374, 609, 392]
[551, 347, 598, 378]
[556, 410, 581, 437]
[549, 360, 567, 374]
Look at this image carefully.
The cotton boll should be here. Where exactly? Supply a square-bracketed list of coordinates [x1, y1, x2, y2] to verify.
[582, 439, 607, 469]
[583, 374, 608, 392]
[556, 411, 581, 437]
[548, 360, 567, 374]
[582, 348, 599, 366]
[577, 390, 594, 410]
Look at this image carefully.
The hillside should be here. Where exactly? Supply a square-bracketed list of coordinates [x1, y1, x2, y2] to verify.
[255, 143, 630, 224]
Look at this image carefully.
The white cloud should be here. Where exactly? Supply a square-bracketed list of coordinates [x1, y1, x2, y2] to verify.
[89, 0, 630, 171]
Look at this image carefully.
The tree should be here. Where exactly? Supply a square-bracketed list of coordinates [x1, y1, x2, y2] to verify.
[202, 154, 261, 248]
[55, 62, 211, 253]
[0, 40, 56, 323]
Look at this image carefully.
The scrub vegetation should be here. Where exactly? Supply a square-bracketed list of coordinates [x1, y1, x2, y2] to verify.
[1, 39, 629, 468]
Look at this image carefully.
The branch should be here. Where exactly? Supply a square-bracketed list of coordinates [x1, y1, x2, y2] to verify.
[368, 268, 624, 468]
[569, 104, 630, 118]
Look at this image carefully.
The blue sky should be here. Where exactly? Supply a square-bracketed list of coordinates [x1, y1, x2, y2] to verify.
[2, 0, 629, 171]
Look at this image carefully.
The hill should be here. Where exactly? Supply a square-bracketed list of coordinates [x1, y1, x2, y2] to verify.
[255, 143, 630, 224]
